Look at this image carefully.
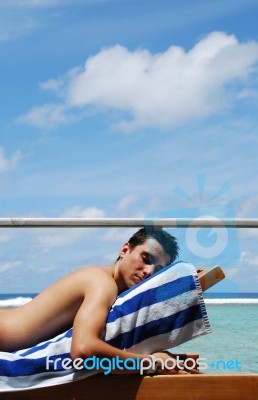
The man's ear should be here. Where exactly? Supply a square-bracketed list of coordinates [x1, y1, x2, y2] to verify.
[119, 242, 130, 259]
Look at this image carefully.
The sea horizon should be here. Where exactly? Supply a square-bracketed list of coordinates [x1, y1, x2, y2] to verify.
[1, 292, 258, 308]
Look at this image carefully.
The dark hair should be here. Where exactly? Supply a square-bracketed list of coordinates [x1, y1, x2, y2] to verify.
[117, 227, 179, 267]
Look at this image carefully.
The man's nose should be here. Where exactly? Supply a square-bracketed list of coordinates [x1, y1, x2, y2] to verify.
[143, 265, 154, 277]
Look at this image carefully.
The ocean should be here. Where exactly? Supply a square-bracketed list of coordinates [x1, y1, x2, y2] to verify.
[175, 292, 258, 374]
[0, 293, 258, 374]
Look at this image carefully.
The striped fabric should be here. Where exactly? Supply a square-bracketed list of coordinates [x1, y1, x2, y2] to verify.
[0, 261, 211, 392]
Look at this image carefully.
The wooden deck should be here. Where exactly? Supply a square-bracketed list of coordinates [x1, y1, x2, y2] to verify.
[1, 374, 258, 400]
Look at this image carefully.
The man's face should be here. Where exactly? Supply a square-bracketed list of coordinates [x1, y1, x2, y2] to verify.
[119, 238, 171, 288]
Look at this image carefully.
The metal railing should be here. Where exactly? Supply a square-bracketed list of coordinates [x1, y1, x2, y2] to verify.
[0, 217, 257, 228]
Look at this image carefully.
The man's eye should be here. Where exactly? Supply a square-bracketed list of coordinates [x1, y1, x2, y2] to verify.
[142, 254, 156, 265]
[142, 255, 150, 264]
[142, 254, 153, 264]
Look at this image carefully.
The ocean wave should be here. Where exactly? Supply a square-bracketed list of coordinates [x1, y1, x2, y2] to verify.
[0, 297, 32, 308]
[205, 298, 258, 304]
[1, 296, 258, 308]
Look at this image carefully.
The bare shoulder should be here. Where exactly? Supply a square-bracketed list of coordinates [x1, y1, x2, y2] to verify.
[70, 266, 118, 301]
[23, 265, 118, 312]
[72, 265, 115, 284]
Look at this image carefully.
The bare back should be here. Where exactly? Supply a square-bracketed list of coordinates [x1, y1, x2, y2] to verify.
[0, 266, 118, 352]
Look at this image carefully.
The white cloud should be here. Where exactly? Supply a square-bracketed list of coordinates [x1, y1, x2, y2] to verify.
[16, 103, 80, 130]
[0, 146, 22, 173]
[237, 88, 258, 99]
[240, 250, 258, 268]
[36, 206, 106, 249]
[0, 261, 22, 273]
[0, 0, 53, 43]
[237, 195, 258, 217]
[103, 251, 119, 263]
[36, 229, 88, 248]
[0, 232, 12, 243]
[0, 0, 106, 6]
[0, 19, 37, 43]
[0, 0, 106, 11]
[221, 250, 258, 291]
[238, 229, 258, 240]
[39, 67, 82, 94]
[101, 228, 136, 243]
[18, 31, 258, 131]
[0, 0, 93, 44]
[225, 267, 240, 279]
[60, 206, 106, 218]
[236, 196, 258, 239]
[116, 194, 138, 214]
[0, 0, 60, 8]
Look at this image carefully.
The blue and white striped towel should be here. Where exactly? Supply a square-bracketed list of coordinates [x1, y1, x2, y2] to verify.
[0, 261, 211, 391]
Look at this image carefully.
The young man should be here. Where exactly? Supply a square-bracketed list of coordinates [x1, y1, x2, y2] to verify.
[0, 228, 198, 374]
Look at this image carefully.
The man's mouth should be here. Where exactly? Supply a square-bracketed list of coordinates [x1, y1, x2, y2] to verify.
[134, 275, 143, 283]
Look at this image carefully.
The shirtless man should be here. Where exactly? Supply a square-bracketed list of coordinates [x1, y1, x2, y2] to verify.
[0, 228, 200, 375]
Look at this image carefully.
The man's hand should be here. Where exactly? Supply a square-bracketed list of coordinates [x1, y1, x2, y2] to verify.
[151, 352, 202, 375]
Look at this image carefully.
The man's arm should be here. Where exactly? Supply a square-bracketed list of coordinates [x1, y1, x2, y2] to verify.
[71, 270, 149, 362]
[70, 266, 218, 375]
[70, 271, 197, 376]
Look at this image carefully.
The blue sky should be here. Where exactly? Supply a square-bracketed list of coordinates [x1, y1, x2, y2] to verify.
[1, 0, 258, 293]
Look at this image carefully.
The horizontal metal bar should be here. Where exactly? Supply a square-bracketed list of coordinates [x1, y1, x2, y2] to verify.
[0, 217, 258, 228]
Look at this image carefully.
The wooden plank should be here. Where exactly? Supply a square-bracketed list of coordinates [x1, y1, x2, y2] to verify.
[1, 375, 258, 400]
[196, 266, 225, 291]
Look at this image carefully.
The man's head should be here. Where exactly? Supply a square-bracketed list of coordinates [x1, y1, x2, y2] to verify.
[117, 227, 179, 269]
[116, 228, 179, 288]
[127, 227, 179, 264]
